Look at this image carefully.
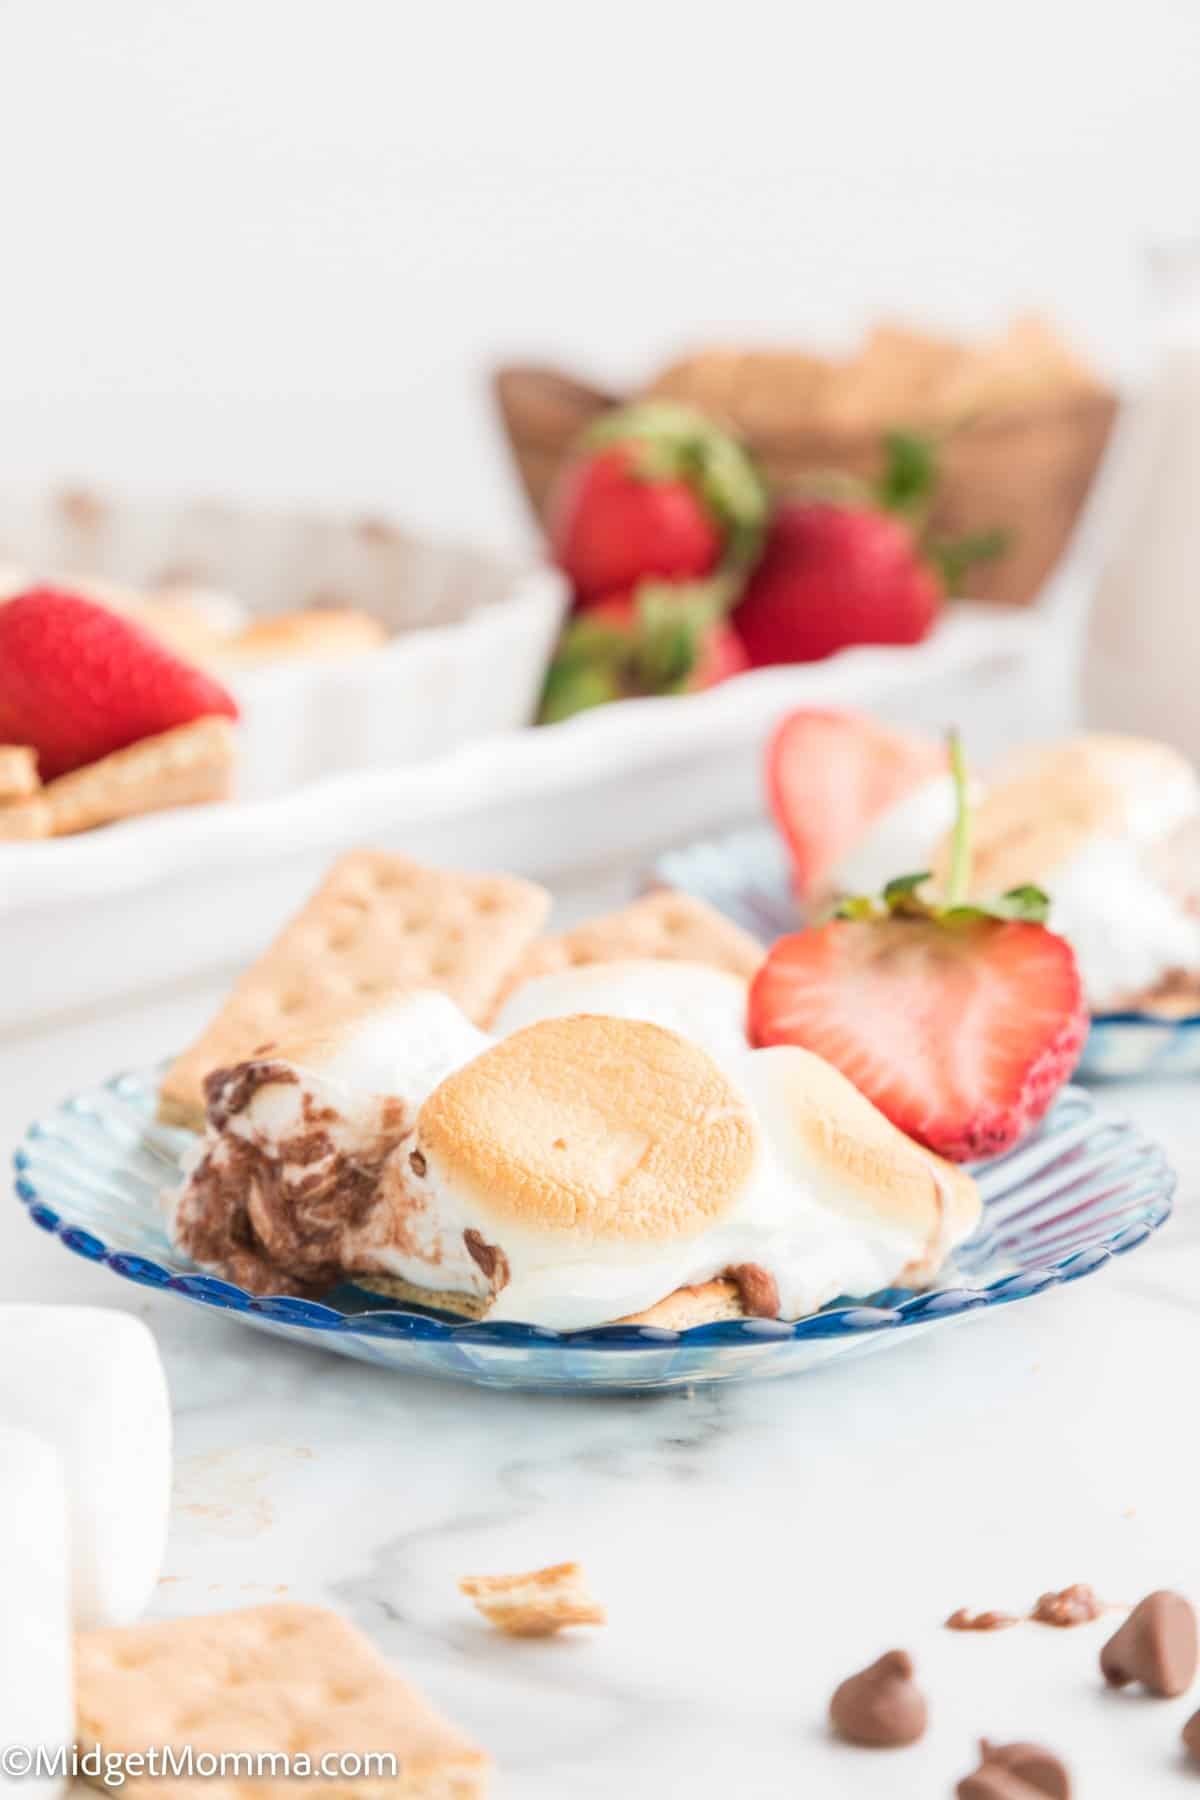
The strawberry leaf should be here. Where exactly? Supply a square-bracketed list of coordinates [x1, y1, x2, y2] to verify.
[874, 430, 1010, 591]
[830, 736, 1051, 929]
[990, 883, 1052, 924]
[834, 896, 881, 922]
[538, 576, 727, 720]
[631, 581, 725, 690]
[930, 527, 1011, 594]
[538, 659, 619, 724]
[882, 871, 931, 902]
[876, 431, 939, 520]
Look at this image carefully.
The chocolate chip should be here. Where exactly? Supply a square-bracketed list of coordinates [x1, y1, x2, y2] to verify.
[829, 1649, 927, 1748]
[958, 1739, 1071, 1799]
[1100, 1589, 1198, 1697]
[1181, 1707, 1200, 1764]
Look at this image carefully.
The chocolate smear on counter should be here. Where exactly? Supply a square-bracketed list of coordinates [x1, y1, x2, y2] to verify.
[958, 1739, 1071, 1799]
[1031, 1584, 1103, 1628]
[947, 1608, 1021, 1632]
[829, 1649, 927, 1748]
[946, 1584, 1107, 1633]
[1100, 1589, 1198, 1697]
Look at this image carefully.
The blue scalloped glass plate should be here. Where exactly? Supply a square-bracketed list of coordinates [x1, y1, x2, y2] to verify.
[12, 1061, 1173, 1392]
[656, 824, 1200, 1081]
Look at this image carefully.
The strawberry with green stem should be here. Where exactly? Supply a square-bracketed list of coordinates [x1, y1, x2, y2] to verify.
[733, 432, 1009, 667]
[749, 732, 1088, 1161]
[547, 402, 768, 605]
[539, 580, 749, 723]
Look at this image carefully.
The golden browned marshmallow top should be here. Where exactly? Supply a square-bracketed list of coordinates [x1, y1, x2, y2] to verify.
[933, 734, 1198, 898]
[416, 1014, 758, 1243]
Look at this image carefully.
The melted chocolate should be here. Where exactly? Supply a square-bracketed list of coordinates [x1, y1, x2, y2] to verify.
[1031, 1585, 1103, 1628]
[464, 1229, 511, 1294]
[726, 1262, 781, 1318]
[176, 1061, 416, 1296]
[204, 1060, 298, 1131]
[946, 1608, 1021, 1633]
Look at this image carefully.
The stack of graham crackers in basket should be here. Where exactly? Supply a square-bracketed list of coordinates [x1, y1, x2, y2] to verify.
[159, 848, 764, 1131]
[497, 312, 1114, 607]
[0, 721, 236, 842]
[643, 315, 1100, 438]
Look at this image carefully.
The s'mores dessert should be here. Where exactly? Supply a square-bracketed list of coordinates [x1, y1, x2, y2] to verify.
[165, 873, 981, 1327]
[932, 735, 1200, 1017]
[768, 710, 1200, 1019]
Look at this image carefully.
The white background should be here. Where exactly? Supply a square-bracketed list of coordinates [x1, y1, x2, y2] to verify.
[2, 0, 1198, 546]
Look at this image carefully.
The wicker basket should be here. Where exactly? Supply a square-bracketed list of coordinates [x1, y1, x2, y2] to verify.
[493, 363, 1118, 607]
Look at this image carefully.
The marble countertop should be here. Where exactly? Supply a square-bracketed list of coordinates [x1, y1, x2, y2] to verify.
[3, 962, 1199, 1798]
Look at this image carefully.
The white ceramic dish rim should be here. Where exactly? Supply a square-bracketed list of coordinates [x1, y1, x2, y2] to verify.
[0, 606, 1041, 911]
[225, 562, 562, 702]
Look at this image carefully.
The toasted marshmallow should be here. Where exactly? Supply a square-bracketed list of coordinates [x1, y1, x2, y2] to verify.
[742, 1047, 979, 1292]
[168, 990, 981, 1326]
[269, 989, 492, 1102]
[934, 735, 1200, 1012]
[827, 773, 960, 898]
[491, 959, 751, 1072]
[405, 1019, 979, 1329]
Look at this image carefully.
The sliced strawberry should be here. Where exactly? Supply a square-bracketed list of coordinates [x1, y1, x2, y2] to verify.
[766, 708, 947, 900]
[748, 914, 1087, 1161]
[752, 726, 1088, 1161]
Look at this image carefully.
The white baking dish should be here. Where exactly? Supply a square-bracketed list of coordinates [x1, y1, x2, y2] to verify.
[0, 603, 1065, 1031]
[0, 488, 567, 794]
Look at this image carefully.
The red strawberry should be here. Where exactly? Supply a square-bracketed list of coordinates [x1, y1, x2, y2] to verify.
[734, 500, 943, 665]
[0, 587, 238, 779]
[538, 583, 748, 723]
[733, 432, 1007, 666]
[748, 735, 1088, 1161]
[767, 708, 947, 900]
[547, 402, 767, 604]
[551, 446, 722, 599]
